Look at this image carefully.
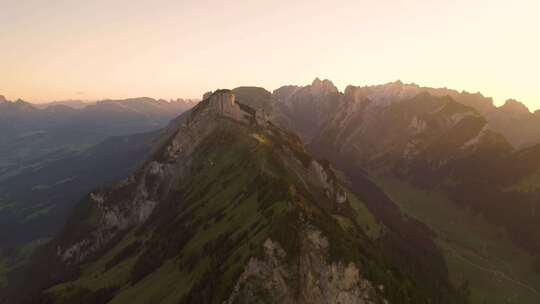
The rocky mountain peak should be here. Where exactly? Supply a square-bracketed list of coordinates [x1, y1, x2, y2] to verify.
[501, 99, 530, 115]
[189, 89, 268, 127]
[310, 77, 338, 95]
[207, 89, 237, 115]
[202, 91, 213, 100]
[3, 99, 36, 111]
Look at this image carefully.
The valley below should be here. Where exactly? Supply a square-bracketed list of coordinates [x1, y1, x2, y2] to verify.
[375, 176, 540, 304]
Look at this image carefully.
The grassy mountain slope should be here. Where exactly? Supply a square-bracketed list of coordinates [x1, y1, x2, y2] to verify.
[375, 176, 540, 304]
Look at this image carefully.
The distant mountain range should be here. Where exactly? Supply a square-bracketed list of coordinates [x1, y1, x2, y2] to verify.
[272, 78, 540, 148]
[2, 80, 540, 303]
[33, 100, 94, 109]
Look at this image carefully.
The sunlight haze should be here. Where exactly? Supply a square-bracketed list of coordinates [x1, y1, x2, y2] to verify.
[1, 0, 539, 110]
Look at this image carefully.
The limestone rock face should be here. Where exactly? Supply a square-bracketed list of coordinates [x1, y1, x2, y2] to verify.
[207, 90, 245, 122]
[227, 227, 383, 304]
[310, 160, 347, 204]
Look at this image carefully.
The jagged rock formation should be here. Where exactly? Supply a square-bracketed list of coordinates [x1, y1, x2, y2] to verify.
[227, 229, 383, 304]
[273, 79, 539, 148]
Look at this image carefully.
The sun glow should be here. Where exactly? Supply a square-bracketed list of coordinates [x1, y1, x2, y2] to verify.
[1, 0, 539, 110]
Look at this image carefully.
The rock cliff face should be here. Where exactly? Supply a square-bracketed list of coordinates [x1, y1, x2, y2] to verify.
[273, 79, 540, 148]
[227, 228, 384, 304]
[272, 78, 342, 143]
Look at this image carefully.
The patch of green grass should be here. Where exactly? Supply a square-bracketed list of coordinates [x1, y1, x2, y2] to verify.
[0, 199, 17, 212]
[110, 260, 193, 304]
[22, 206, 53, 223]
[46, 232, 140, 299]
[346, 190, 383, 239]
[0, 257, 7, 288]
[31, 184, 50, 191]
[508, 170, 540, 193]
[0, 237, 51, 289]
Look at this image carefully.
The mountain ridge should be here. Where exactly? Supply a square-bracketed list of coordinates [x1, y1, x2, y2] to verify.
[5, 89, 466, 304]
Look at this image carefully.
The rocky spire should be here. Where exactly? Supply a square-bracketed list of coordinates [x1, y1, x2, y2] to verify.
[310, 77, 338, 95]
[501, 99, 530, 115]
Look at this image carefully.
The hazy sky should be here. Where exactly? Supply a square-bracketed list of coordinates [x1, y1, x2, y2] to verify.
[1, 0, 539, 110]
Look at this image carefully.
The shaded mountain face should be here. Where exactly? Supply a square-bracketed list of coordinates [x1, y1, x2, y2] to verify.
[5, 91, 466, 304]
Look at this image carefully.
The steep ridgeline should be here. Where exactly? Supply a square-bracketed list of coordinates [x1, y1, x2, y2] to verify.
[304, 82, 540, 256]
[6, 90, 466, 304]
[271, 79, 540, 148]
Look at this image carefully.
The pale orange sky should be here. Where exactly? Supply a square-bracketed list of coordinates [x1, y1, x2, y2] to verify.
[1, 0, 539, 110]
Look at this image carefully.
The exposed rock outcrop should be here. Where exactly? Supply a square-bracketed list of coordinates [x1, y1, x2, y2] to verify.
[227, 227, 383, 304]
